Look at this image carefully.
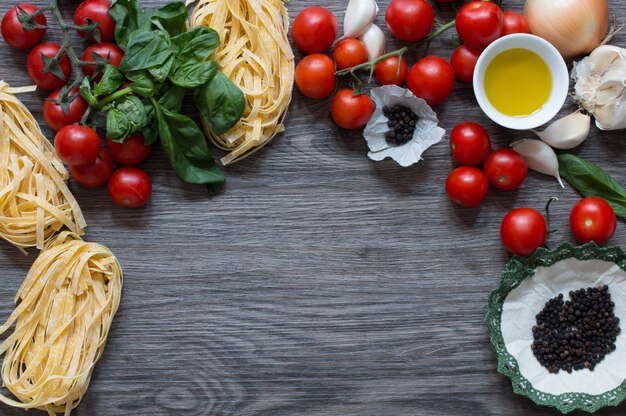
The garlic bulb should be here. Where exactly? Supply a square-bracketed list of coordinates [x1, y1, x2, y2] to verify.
[343, 0, 378, 39]
[359, 24, 386, 61]
[572, 45, 626, 131]
[511, 139, 564, 188]
[532, 111, 591, 149]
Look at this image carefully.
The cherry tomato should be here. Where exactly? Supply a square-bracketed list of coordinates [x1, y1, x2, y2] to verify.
[1, 4, 46, 49]
[54, 125, 102, 166]
[43, 88, 89, 131]
[500, 208, 547, 256]
[26, 42, 71, 90]
[374, 56, 408, 86]
[501, 11, 530, 36]
[484, 148, 527, 191]
[445, 166, 489, 207]
[455, 1, 503, 48]
[74, 0, 115, 42]
[330, 89, 374, 130]
[295, 54, 336, 100]
[291, 6, 337, 54]
[450, 122, 491, 166]
[108, 167, 152, 208]
[107, 134, 152, 165]
[450, 44, 482, 83]
[69, 149, 113, 187]
[570, 197, 617, 245]
[82, 42, 124, 80]
[406, 56, 455, 106]
[385, 0, 434, 42]
[332, 38, 367, 70]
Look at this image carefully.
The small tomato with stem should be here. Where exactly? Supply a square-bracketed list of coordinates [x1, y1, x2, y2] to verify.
[331, 89, 374, 130]
[1, 4, 46, 49]
[374, 55, 408, 86]
[27, 42, 71, 90]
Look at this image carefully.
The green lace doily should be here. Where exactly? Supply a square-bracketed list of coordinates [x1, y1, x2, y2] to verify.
[486, 242, 626, 414]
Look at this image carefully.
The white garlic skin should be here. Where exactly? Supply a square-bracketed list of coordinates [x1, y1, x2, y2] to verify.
[343, 0, 379, 39]
[572, 44, 626, 131]
[511, 139, 564, 188]
[532, 111, 591, 150]
[359, 24, 386, 61]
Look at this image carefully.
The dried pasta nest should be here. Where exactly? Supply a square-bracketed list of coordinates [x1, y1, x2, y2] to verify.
[487, 242, 626, 413]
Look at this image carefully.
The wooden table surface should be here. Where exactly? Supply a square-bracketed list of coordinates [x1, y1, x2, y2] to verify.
[1, 0, 626, 415]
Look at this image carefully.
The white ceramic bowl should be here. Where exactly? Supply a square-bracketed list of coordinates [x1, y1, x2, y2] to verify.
[473, 34, 568, 130]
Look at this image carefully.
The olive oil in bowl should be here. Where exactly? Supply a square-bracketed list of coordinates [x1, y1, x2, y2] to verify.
[484, 48, 552, 117]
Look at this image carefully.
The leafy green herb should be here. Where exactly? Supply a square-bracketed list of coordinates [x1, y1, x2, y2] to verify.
[106, 95, 147, 141]
[126, 70, 155, 97]
[119, 30, 173, 73]
[169, 27, 219, 88]
[109, 0, 140, 50]
[195, 72, 245, 135]
[93, 65, 125, 96]
[149, 2, 187, 36]
[79, 77, 98, 107]
[558, 153, 626, 220]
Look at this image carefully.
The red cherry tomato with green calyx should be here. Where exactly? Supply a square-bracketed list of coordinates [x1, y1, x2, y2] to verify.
[570, 197, 616, 245]
[43, 88, 89, 131]
[82, 42, 124, 80]
[291, 6, 337, 54]
[500, 208, 547, 256]
[54, 125, 102, 166]
[330, 89, 374, 130]
[108, 167, 152, 208]
[1, 4, 46, 49]
[74, 0, 115, 42]
[27, 42, 71, 90]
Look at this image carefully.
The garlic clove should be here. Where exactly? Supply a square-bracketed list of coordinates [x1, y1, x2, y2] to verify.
[532, 111, 590, 150]
[511, 139, 564, 188]
[359, 24, 386, 61]
[343, 0, 379, 39]
[588, 45, 624, 74]
[594, 100, 626, 130]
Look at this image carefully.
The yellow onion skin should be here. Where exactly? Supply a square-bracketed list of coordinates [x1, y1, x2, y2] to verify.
[524, 0, 609, 59]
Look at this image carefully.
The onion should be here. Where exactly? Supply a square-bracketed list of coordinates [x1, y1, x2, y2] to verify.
[524, 0, 609, 59]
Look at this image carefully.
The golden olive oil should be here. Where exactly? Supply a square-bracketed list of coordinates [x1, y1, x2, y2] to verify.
[484, 48, 552, 117]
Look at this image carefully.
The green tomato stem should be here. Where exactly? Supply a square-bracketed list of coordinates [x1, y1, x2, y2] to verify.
[97, 87, 133, 110]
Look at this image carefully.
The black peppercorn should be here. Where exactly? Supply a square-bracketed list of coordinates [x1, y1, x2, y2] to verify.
[382, 104, 419, 147]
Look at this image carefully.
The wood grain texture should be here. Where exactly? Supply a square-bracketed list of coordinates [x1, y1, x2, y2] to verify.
[1, 0, 626, 415]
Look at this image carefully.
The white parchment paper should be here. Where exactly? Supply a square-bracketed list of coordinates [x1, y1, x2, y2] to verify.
[501, 258, 626, 395]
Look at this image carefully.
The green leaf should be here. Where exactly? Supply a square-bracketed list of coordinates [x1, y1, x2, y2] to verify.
[170, 60, 217, 88]
[153, 101, 225, 188]
[94, 65, 125, 96]
[157, 84, 185, 113]
[194, 71, 245, 135]
[126, 70, 155, 97]
[119, 30, 173, 73]
[109, 0, 140, 50]
[169, 27, 220, 88]
[558, 153, 626, 220]
[148, 53, 175, 81]
[106, 95, 147, 141]
[150, 2, 187, 36]
[79, 77, 98, 107]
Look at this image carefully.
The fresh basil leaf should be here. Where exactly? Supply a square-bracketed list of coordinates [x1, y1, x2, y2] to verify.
[109, 0, 140, 51]
[79, 77, 98, 107]
[126, 70, 155, 97]
[106, 95, 147, 141]
[141, 104, 159, 145]
[558, 153, 626, 220]
[153, 102, 225, 188]
[171, 27, 220, 59]
[150, 2, 187, 36]
[157, 84, 185, 113]
[119, 30, 173, 73]
[194, 71, 245, 135]
[94, 65, 125, 96]
[148, 53, 175, 82]
[170, 60, 217, 88]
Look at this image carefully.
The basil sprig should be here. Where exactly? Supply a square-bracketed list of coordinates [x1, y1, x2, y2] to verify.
[80, 0, 245, 192]
[558, 153, 626, 220]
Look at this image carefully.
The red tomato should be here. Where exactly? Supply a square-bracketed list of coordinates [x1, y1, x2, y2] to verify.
[333, 38, 367, 70]
[374, 56, 408, 86]
[455, 1, 503, 48]
[54, 125, 102, 166]
[330, 89, 374, 130]
[500, 208, 547, 256]
[295, 54, 336, 99]
[291, 6, 337, 54]
[26, 42, 71, 90]
[74, 0, 115, 42]
[406, 56, 455, 106]
[445, 166, 489, 207]
[450, 122, 491, 166]
[108, 167, 152, 208]
[69, 149, 113, 187]
[107, 134, 152, 165]
[450, 44, 482, 83]
[43, 88, 89, 131]
[1, 4, 46, 49]
[385, 0, 434, 42]
[501, 11, 530, 36]
[484, 148, 527, 191]
[82, 42, 124, 80]
[570, 197, 617, 245]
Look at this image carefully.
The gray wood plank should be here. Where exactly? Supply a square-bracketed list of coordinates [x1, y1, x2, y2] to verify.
[0, 0, 625, 415]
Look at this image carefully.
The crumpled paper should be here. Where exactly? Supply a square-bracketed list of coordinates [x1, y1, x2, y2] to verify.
[501, 258, 626, 395]
[363, 85, 445, 167]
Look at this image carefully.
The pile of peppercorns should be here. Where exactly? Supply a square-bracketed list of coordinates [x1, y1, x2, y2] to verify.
[531, 285, 620, 374]
[383, 105, 418, 147]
